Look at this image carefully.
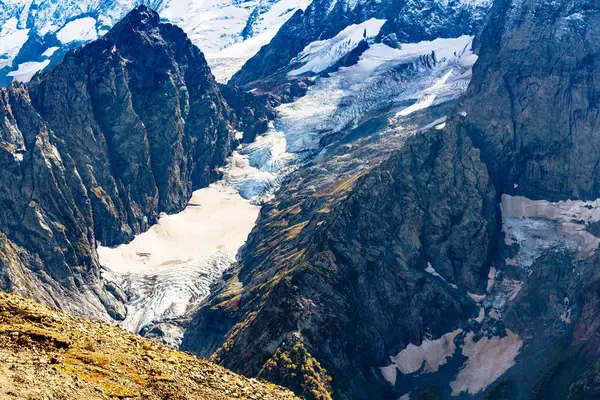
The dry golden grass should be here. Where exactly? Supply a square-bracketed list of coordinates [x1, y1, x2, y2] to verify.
[0, 292, 301, 400]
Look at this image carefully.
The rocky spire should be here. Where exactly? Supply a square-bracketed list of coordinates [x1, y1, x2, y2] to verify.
[0, 5, 272, 322]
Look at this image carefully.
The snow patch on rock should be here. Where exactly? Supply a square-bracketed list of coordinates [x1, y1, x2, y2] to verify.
[468, 292, 486, 303]
[450, 330, 523, 396]
[381, 329, 463, 384]
[7, 60, 50, 81]
[56, 17, 97, 43]
[486, 266, 496, 293]
[42, 46, 60, 57]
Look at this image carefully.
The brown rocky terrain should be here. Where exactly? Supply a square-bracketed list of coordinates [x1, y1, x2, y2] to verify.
[0, 291, 300, 400]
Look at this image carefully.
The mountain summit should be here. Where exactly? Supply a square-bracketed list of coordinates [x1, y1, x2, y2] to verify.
[0, 5, 270, 322]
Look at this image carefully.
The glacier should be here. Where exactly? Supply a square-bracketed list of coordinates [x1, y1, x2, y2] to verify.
[97, 34, 481, 345]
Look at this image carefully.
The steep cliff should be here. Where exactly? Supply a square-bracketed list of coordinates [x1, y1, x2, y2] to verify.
[459, 0, 600, 201]
[0, 6, 270, 321]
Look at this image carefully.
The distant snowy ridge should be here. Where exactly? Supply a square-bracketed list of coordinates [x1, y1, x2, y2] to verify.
[0, 0, 310, 84]
[230, 0, 492, 84]
[288, 18, 386, 76]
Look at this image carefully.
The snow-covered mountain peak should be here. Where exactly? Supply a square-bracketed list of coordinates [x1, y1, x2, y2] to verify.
[0, 0, 310, 84]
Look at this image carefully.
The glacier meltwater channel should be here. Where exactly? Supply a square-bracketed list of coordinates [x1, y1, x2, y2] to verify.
[98, 34, 478, 345]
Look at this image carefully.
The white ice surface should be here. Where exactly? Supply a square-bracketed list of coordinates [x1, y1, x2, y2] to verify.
[56, 17, 97, 43]
[99, 182, 260, 333]
[7, 60, 50, 81]
[289, 19, 386, 76]
[206, 24, 283, 83]
[163, 0, 311, 82]
[396, 69, 453, 117]
[279, 36, 476, 153]
[0, 17, 29, 69]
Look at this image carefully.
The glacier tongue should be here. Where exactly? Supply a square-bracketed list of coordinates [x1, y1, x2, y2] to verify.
[98, 182, 261, 338]
[98, 125, 296, 340]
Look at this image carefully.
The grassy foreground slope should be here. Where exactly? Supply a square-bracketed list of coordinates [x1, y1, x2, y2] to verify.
[0, 292, 300, 400]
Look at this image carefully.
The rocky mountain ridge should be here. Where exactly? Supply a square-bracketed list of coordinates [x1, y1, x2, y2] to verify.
[0, 0, 309, 84]
[0, 5, 271, 322]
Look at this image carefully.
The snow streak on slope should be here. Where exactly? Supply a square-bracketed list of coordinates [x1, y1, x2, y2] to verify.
[206, 23, 284, 83]
[280, 35, 476, 152]
[0, 0, 311, 83]
[288, 18, 386, 76]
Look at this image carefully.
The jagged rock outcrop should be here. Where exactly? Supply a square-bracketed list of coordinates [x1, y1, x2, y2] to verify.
[231, 0, 492, 85]
[459, 0, 600, 201]
[0, 6, 271, 321]
[28, 6, 241, 244]
[0, 291, 300, 400]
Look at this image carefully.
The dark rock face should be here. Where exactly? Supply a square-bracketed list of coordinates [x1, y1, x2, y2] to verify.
[184, 126, 496, 399]
[446, 1, 600, 397]
[0, 83, 113, 319]
[28, 7, 238, 245]
[460, 0, 600, 201]
[231, 0, 491, 85]
[376, 0, 492, 48]
[0, 6, 270, 320]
